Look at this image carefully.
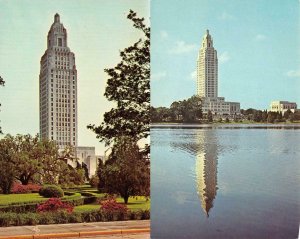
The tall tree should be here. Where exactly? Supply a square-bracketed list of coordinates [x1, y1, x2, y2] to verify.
[98, 137, 150, 204]
[0, 137, 15, 194]
[88, 10, 150, 153]
[0, 76, 5, 134]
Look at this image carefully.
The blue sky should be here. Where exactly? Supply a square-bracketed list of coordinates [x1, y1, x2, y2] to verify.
[151, 0, 300, 110]
[0, 0, 149, 154]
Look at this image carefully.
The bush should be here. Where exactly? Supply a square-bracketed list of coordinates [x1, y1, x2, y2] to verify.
[89, 175, 99, 188]
[12, 183, 41, 194]
[100, 198, 128, 221]
[39, 185, 64, 198]
[37, 198, 73, 213]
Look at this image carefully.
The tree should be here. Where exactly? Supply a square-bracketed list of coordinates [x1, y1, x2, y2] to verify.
[0, 134, 77, 185]
[0, 137, 15, 194]
[0, 76, 5, 134]
[207, 110, 213, 123]
[88, 10, 150, 153]
[98, 137, 150, 204]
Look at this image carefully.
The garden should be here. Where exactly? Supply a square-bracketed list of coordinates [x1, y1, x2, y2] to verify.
[0, 183, 150, 227]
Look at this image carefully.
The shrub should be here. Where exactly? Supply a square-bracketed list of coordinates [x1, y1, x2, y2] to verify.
[39, 185, 64, 198]
[12, 183, 41, 194]
[100, 198, 128, 221]
[37, 198, 73, 213]
[89, 175, 99, 188]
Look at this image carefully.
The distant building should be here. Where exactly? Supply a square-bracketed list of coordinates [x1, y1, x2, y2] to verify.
[75, 147, 97, 178]
[196, 30, 240, 115]
[269, 101, 297, 114]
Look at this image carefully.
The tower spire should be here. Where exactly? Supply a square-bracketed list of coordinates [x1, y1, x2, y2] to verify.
[54, 13, 60, 23]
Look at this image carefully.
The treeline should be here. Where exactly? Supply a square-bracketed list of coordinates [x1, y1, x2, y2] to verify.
[151, 96, 202, 123]
[241, 108, 299, 123]
[151, 96, 299, 124]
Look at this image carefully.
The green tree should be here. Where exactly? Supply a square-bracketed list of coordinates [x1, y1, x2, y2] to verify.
[98, 137, 150, 204]
[88, 10, 150, 154]
[0, 137, 15, 194]
[207, 110, 213, 123]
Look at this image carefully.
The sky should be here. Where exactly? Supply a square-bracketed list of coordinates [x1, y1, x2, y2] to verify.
[0, 0, 149, 155]
[151, 0, 300, 110]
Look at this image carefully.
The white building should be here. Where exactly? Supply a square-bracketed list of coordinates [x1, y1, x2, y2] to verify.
[269, 101, 297, 114]
[39, 14, 97, 176]
[196, 30, 240, 115]
[39, 13, 78, 148]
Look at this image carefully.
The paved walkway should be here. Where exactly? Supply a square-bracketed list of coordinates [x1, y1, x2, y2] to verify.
[0, 220, 150, 239]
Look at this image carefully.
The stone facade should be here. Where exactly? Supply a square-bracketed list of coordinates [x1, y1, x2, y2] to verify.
[196, 30, 240, 115]
[39, 14, 78, 149]
[76, 147, 98, 178]
[269, 101, 297, 114]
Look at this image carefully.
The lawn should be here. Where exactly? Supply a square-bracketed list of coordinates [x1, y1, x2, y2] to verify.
[0, 192, 81, 206]
[0, 193, 47, 205]
[74, 196, 150, 213]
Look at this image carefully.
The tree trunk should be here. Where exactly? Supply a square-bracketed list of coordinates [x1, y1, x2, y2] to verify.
[124, 195, 129, 204]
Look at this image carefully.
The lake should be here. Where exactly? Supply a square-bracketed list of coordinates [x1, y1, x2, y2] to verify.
[151, 125, 300, 239]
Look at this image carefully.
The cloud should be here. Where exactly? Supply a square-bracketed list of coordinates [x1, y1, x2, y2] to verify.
[190, 70, 197, 80]
[160, 30, 168, 39]
[151, 71, 167, 81]
[219, 11, 235, 20]
[219, 51, 230, 64]
[254, 34, 267, 41]
[286, 69, 300, 78]
[169, 41, 197, 54]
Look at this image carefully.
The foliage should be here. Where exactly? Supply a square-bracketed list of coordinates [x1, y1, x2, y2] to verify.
[89, 175, 99, 188]
[207, 110, 213, 122]
[150, 95, 202, 123]
[100, 197, 128, 214]
[37, 198, 73, 213]
[0, 134, 81, 186]
[0, 137, 15, 194]
[88, 10, 150, 154]
[39, 185, 64, 198]
[59, 164, 85, 188]
[11, 183, 41, 194]
[98, 137, 150, 204]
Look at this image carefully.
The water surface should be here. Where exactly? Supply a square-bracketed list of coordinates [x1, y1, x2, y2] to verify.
[151, 125, 300, 239]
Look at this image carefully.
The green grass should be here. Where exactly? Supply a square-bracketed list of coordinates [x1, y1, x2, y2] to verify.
[74, 196, 150, 213]
[0, 193, 47, 205]
[0, 192, 81, 206]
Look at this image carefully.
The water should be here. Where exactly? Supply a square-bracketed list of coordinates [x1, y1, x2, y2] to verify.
[151, 125, 300, 239]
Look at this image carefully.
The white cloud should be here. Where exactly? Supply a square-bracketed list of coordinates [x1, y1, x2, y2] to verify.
[219, 51, 230, 64]
[219, 11, 235, 20]
[151, 71, 167, 81]
[254, 34, 267, 41]
[169, 41, 197, 54]
[286, 69, 300, 78]
[190, 70, 197, 80]
[160, 30, 168, 39]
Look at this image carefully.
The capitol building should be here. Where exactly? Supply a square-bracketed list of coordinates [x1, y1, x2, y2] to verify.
[197, 30, 240, 115]
[39, 14, 97, 176]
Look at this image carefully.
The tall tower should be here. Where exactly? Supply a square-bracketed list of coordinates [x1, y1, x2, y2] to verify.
[197, 30, 218, 98]
[39, 14, 78, 149]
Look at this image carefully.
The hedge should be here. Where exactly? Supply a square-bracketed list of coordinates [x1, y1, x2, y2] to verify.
[0, 209, 150, 227]
[0, 193, 83, 213]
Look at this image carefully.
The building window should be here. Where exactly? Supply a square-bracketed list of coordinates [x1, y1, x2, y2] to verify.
[58, 38, 62, 47]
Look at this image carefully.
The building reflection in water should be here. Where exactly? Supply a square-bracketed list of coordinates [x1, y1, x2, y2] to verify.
[195, 130, 218, 217]
[170, 130, 219, 217]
